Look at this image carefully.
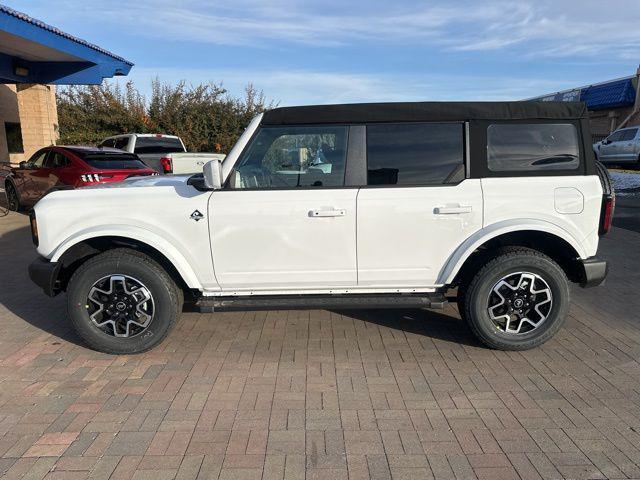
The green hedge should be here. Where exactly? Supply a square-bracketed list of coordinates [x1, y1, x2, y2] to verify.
[57, 79, 274, 153]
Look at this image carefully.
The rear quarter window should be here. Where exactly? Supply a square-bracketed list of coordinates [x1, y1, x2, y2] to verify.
[487, 123, 580, 172]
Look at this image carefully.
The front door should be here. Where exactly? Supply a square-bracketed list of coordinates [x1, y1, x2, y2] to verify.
[30, 150, 66, 201]
[357, 122, 483, 287]
[599, 130, 622, 161]
[209, 124, 358, 291]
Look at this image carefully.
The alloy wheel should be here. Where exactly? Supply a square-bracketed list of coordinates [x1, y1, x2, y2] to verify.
[86, 274, 155, 338]
[487, 271, 553, 335]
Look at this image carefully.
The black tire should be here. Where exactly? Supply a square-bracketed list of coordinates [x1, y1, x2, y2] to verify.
[67, 248, 183, 354]
[459, 247, 570, 350]
[5, 182, 20, 211]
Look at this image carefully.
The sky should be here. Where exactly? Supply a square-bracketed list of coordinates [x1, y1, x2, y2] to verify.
[6, 0, 640, 106]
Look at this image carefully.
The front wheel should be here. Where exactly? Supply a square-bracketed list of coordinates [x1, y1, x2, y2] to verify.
[5, 182, 20, 211]
[459, 247, 570, 350]
[67, 249, 183, 354]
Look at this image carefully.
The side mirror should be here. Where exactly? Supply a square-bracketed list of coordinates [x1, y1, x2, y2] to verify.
[19, 161, 27, 169]
[203, 159, 223, 190]
[603, 138, 611, 145]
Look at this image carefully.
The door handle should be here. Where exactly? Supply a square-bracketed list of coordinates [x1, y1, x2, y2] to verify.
[434, 205, 472, 215]
[309, 208, 346, 217]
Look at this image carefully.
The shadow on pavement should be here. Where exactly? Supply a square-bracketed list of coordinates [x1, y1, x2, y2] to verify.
[333, 307, 480, 347]
[0, 223, 84, 346]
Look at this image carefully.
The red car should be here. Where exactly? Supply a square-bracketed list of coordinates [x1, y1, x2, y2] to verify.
[3, 146, 156, 211]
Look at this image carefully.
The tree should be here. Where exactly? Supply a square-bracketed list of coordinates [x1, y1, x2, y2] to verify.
[57, 80, 274, 152]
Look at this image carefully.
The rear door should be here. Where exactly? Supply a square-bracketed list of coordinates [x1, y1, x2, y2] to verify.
[46, 150, 71, 187]
[356, 123, 483, 288]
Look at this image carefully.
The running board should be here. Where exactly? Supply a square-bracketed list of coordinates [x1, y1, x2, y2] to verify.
[195, 293, 447, 313]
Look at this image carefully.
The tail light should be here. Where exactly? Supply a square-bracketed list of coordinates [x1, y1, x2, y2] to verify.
[160, 156, 173, 174]
[79, 173, 102, 183]
[599, 194, 615, 235]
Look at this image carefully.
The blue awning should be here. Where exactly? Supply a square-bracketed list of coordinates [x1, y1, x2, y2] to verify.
[529, 76, 637, 111]
[580, 78, 636, 111]
[0, 5, 133, 85]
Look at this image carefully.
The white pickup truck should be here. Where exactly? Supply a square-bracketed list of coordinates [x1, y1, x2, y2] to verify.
[158, 152, 226, 175]
[99, 134, 223, 174]
[29, 101, 612, 354]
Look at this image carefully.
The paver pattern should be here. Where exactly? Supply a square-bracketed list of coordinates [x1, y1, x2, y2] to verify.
[1, 211, 640, 479]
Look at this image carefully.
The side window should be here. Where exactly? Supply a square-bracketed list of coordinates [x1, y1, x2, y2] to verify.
[114, 138, 130, 150]
[28, 150, 48, 168]
[487, 124, 580, 172]
[99, 139, 115, 148]
[366, 123, 464, 186]
[607, 131, 623, 143]
[230, 125, 348, 189]
[48, 152, 69, 168]
[622, 129, 637, 141]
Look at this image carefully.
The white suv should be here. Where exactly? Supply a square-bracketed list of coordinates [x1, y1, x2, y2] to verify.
[28, 102, 613, 354]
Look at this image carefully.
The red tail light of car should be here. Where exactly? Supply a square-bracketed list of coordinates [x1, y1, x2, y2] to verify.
[79, 173, 102, 184]
[160, 156, 173, 174]
[599, 194, 615, 235]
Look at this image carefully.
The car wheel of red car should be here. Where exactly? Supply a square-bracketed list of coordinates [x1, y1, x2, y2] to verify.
[5, 182, 20, 211]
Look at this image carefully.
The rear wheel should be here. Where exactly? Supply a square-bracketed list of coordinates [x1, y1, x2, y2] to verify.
[459, 247, 570, 350]
[67, 249, 183, 354]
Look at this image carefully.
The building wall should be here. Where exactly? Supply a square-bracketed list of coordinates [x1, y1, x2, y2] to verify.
[588, 106, 635, 140]
[0, 84, 20, 163]
[0, 83, 58, 165]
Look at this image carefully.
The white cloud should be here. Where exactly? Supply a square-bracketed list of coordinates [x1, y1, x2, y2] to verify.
[127, 67, 586, 105]
[43, 0, 640, 60]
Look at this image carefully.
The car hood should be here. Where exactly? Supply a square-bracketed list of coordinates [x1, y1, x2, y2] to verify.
[82, 174, 193, 190]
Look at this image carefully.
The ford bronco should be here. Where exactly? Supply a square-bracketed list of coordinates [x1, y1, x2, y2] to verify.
[28, 102, 613, 354]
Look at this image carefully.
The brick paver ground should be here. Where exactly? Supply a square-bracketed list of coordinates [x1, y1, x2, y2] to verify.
[1, 211, 639, 479]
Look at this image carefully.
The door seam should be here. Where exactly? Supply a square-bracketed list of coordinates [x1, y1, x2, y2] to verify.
[355, 187, 360, 285]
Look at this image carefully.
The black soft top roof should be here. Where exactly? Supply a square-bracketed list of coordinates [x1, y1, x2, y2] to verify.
[261, 101, 588, 125]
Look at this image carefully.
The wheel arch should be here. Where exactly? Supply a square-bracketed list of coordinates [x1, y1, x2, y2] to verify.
[439, 222, 587, 287]
[4, 176, 19, 197]
[52, 233, 201, 293]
